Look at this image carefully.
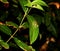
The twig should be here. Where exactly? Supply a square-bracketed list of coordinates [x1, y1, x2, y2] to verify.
[6, 8, 31, 43]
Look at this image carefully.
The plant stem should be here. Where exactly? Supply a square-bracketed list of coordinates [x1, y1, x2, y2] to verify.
[6, 8, 31, 43]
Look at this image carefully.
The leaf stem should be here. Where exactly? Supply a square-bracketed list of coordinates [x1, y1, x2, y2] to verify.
[6, 8, 31, 43]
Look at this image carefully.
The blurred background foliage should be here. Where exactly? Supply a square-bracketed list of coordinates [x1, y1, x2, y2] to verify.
[0, 0, 60, 51]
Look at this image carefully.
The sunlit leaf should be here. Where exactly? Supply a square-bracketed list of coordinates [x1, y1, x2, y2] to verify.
[32, 14, 42, 25]
[29, 46, 35, 51]
[0, 41, 9, 49]
[32, 4, 44, 11]
[0, 25, 12, 35]
[27, 15, 39, 44]
[0, 37, 9, 49]
[32, 0, 48, 7]
[14, 37, 32, 51]
[25, 0, 48, 11]
[25, 2, 44, 11]
[6, 21, 18, 28]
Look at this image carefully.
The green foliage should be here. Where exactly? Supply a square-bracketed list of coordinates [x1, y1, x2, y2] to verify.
[32, 0, 48, 6]
[0, 0, 59, 51]
[25, 0, 48, 11]
[0, 36, 9, 49]
[27, 15, 39, 44]
[0, 25, 12, 36]
[6, 21, 19, 28]
[14, 37, 35, 51]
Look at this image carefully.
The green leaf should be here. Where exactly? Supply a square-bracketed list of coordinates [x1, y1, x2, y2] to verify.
[27, 15, 39, 44]
[14, 37, 31, 51]
[6, 21, 18, 28]
[25, 2, 44, 11]
[0, 25, 12, 35]
[0, 41, 9, 49]
[29, 46, 35, 51]
[32, 0, 48, 7]
[25, 0, 48, 11]
[0, 38, 9, 49]
[32, 4, 44, 11]
[31, 14, 42, 25]
[18, 0, 28, 12]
